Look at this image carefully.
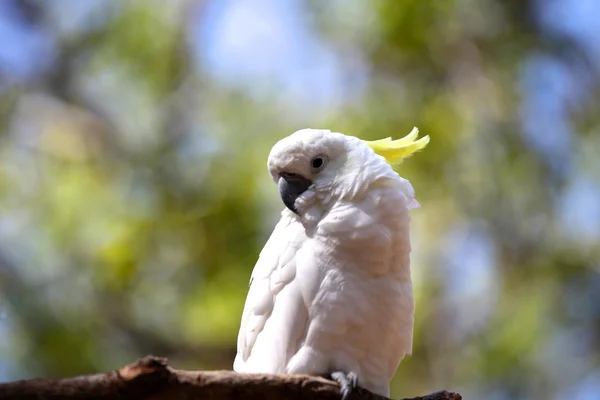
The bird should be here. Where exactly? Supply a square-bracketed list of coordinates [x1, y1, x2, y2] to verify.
[233, 127, 429, 398]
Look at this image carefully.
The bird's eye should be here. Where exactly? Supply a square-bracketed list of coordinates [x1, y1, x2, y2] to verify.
[311, 156, 327, 171]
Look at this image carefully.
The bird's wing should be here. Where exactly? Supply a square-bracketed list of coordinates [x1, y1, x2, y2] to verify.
[233, 211, 308, 373]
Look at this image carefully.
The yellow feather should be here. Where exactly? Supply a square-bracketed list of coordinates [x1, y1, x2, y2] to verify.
[366, 136, 392, 145]
[363, 127, 429, 170]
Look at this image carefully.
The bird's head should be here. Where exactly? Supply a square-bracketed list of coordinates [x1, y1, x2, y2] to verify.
[267, 128, 429, 216]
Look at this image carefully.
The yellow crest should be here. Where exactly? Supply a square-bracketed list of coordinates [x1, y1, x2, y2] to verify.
[363, 127, 429, 169]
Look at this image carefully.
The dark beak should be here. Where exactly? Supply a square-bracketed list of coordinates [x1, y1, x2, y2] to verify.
[278, 173, 312, 214]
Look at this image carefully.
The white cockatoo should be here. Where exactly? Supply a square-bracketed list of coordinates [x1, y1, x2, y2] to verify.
[233, 128, 429, 398]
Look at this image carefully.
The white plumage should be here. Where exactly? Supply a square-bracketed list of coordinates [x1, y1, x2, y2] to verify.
[234, 128, 426, 397]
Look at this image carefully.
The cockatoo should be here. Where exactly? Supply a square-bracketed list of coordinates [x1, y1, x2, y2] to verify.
[233, 127, 429, 398]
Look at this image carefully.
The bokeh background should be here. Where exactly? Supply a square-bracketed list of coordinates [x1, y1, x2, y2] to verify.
[0, 0, 599, 399]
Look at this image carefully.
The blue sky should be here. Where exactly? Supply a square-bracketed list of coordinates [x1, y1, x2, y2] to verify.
[193, 0, 367, 113]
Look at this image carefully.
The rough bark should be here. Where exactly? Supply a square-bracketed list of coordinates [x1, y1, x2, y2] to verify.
[0, 356, 461, 400]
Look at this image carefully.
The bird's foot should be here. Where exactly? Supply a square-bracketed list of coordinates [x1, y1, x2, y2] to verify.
[324, 371, 359, 400]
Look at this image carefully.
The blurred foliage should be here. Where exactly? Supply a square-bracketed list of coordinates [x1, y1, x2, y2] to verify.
[0, 1, 599, 399]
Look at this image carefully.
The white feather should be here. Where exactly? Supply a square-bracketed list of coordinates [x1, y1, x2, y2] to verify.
[234, 129, 419, 398]
[234, 212, 308, 372]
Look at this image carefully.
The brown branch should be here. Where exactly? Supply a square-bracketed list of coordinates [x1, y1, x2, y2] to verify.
[0, 356, 461, 400]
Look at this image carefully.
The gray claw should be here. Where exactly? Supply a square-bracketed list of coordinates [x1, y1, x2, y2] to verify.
[329, 371, 359, 400]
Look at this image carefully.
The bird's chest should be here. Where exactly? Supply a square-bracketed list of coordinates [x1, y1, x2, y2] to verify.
[294, 235, 401, 312]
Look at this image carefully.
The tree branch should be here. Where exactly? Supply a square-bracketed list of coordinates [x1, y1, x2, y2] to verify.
[0, 356, 461, 400]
